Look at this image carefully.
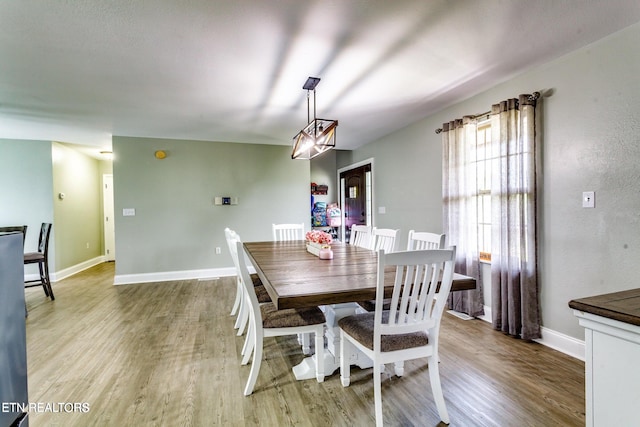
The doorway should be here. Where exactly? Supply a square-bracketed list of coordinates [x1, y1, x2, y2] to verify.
[102, 174, 115, 261]
[338, 160, 373, 242]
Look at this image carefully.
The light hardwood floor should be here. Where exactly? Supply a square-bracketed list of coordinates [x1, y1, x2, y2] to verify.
[25, 262, 585, 426]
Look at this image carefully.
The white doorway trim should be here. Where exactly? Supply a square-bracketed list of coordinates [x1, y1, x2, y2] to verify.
[103, 174, 115, 261]
[337, 158, 375, 243]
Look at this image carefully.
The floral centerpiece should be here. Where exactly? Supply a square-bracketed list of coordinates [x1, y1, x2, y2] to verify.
[305, 230, 333, 256]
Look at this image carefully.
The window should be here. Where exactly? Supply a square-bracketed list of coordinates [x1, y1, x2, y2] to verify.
[473, 120, 492, 262]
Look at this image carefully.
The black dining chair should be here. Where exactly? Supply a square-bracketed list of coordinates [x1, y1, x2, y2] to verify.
[24, 223, 54, 300]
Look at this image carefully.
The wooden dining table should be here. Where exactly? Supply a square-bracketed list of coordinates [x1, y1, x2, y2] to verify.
[243, 240, 476, 310]
[243, 240, 477, 380]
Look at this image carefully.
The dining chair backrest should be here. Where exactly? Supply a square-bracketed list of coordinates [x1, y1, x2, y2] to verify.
[406, 230, 446, 251]
[23, 223, 54, 300]
[225, 228, 242, 275]
[224, 227, 244, 319]
[36, 223, 52, 256]
[349, 224, 371, 249]
[225, 228, 252, 286]
[234, 241, 262, 320]
[225, 227, 239, 257]
[272, 223, 305, 241]
[0, 225, 27, 248]
[370, 228, 399, 253]
[375, 247, 456, 340]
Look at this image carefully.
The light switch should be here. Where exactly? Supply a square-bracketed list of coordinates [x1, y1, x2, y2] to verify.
[123, 208, 136, 216]
[582, 191, 595, 208]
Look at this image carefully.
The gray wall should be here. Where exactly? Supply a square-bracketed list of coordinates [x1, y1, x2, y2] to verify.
[346, 22, 640, 340]
[0, 139, 55, 275]
[112, 136, 310, 276]
[1, 139, 108, 278]
[51, 142, 103, 270]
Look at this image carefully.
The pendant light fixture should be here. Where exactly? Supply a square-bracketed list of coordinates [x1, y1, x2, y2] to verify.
[291, 77, 338, 160]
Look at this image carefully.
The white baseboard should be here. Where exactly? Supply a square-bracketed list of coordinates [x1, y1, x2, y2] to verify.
[25, 256, 106, 283]
[113, 267, 237, 285]
[534, 326, 585, 361]
[54, 256, 106, 282]
[476, 305, 585, 361]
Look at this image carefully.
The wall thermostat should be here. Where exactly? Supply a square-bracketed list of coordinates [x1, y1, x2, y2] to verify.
[214, 196, 239, 206]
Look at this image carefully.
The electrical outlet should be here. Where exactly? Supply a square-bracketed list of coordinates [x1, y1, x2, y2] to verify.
[582, 191, 595, 208]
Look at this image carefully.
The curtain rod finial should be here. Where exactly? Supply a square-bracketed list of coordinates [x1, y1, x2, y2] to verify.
[435, 128, 443, 134]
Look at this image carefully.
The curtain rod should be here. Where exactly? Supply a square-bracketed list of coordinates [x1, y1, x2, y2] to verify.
[434, 92, 540, 134]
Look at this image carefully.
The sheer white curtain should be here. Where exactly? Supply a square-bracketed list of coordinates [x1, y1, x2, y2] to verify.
[490, 95, 540, 340]
[442, 117, 484, 317]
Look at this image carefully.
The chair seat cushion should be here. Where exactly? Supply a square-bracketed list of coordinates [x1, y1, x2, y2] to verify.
[261, 304, 325, 329]
[250, 273, 262, 287]
[250, 273, 271, 303]
[357, 298, 391, 312]
[338, 311, 429, 352]
[254, 284, 272, 303]
[24, 252, 45, 264]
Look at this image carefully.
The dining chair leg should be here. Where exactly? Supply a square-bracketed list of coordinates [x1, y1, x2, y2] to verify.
[39, 261, 54, 300]
[243, 328, 263, 396]
[301, 332, 311, 355]
[373, 361, 383, 427]
[393, 361, 405, 377]
[314, 327, 325, 382]
[428, 355, 450, 424]
[36, 262, 49, 298]
[339, 332, 351, 387]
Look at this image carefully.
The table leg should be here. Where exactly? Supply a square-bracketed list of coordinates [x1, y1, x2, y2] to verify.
[292, 303, 373, 380]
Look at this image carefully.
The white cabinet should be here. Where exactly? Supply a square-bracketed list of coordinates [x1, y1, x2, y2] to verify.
[571, 290, 640, 427]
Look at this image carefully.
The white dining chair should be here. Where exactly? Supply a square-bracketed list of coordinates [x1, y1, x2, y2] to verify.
[406, 230, 446, 250]
[339, 247, 457, 426]
[235, 240, 326, 395]
[226, 228, 244, 319]
[356, 228, 399, 314]
[369, 227, 399, 253]
[272, 222, 310, 351]
[272, 223, 305, 241]
[349, 224, 371, 249]
[224, 228, 271, 338]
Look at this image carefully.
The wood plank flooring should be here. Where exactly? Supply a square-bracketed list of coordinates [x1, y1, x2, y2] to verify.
[24, 262, 585, 426]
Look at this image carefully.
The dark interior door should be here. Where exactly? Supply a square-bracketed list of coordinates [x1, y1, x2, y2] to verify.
[340, 164, 371, 229]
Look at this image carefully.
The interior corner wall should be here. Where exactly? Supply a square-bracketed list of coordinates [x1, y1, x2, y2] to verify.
[0, 139, 55, 275]
[112, 137, 310, 277]
[310, 150, 338, 206]
[51, 142, 103, 271]
[349, 22, 640, 340]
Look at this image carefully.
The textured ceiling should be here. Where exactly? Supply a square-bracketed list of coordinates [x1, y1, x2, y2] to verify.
[1, 0, 639, 156]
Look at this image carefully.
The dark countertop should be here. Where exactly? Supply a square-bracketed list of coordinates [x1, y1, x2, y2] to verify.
[569, 288, 640, 327]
